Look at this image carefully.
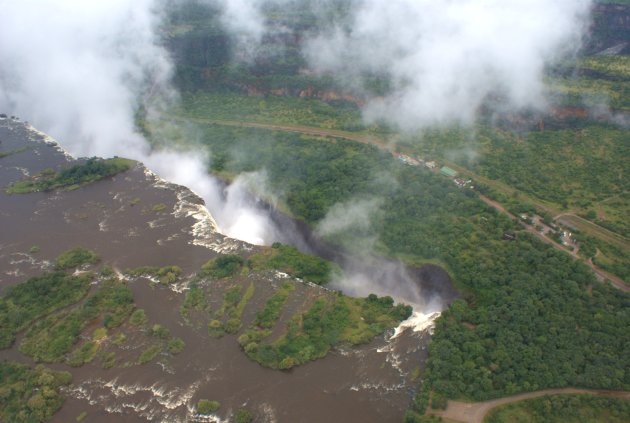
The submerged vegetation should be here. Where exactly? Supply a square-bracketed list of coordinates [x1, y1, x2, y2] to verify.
[241, 293, 411, 369]
[0, 271, 92, 348]
[6, 157, 134, 194]
[20, 278, 134, 363]
[126, 265, 183, 284]
[54, 247, 99, 270]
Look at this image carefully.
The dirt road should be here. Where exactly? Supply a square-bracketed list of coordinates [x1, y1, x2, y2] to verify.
[432, 388, 630, 423]
[180, 116, 628, 290]
[477, 195, 629, 292]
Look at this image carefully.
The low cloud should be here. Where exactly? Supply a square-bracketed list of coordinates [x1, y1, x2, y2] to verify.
[0, 0, 170, 158]
[316, 197, 382, 237]
[0, 0, 288, 249]
[209, 0, 593, 130]
[305, 0, 593, 129]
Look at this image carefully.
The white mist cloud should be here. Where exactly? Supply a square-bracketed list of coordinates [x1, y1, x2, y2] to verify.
[219, 0, 266, 60]
[0, 0, 282, 247]
[316, 197, 382, 237]
[215, 0, 593, 129]
[216, 171, 280, 245]
[306, 0, 593, 129]
[0, 0, 169, 158]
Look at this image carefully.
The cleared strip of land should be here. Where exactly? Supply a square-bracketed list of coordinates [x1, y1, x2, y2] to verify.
[431, 388, 630, 423]
[172, 116, 628, 288]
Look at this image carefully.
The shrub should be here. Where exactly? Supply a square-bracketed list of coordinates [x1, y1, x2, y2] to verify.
[197, 399, 220, 414]
[129, 309, 148, 326]
[202, 255, 244, 279]
[138, 344, 162, 364]
[101, 351, 117, 369]
[167, 338, 185, 354]
[208, 320, 225, 338]
[54, 247, 98, 270]
[149, 324, 170, 339]
[225, 318, 242, 334]
[68, 341, 98, 367]
[235, 408, 253, 423]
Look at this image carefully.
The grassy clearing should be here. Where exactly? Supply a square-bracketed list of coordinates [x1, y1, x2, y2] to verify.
[178, 92, 370, 133]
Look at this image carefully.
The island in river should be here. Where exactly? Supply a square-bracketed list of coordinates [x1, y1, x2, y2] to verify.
[0, 116, 457, 423]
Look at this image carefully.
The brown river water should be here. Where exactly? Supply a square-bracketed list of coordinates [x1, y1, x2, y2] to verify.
[0, 116, 457, 423]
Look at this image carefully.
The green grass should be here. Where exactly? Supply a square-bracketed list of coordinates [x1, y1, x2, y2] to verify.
[548, 75, 630, 111]
[177, 91, 371, 133]
[579, 55, 630, 79]
[234, 282, 255, 319]
[196, 399, 220, 414]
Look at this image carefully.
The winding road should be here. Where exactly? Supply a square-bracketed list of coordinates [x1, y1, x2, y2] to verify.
[431, 388, 630, 423]
[180, 116, 629, 291]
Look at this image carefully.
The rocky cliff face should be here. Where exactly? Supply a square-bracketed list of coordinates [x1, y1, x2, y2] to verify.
[590, 4, 630, 54]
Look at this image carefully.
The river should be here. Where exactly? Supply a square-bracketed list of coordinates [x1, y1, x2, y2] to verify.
[0, 116, 457, 423]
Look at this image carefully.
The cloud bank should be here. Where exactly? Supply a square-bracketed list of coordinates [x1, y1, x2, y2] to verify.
[215, 0, 593, 129]
[0, 0, 167, 158]
[0, 0, 597, 310]
[310, 0, 593, 128]
[0, 0, 282, 246]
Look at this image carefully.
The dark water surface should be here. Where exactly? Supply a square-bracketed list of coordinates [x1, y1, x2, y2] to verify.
[0, 117, 456, 423]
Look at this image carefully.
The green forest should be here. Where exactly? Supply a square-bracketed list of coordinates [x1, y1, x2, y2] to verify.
[142, 116, 630, 403]
[485, 394, 630, 423]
